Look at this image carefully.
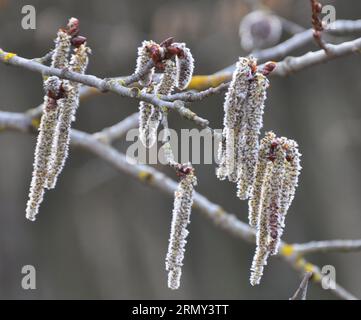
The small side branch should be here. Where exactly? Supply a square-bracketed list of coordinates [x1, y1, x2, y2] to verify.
[310, 0, 329, 53]
[293, 239, 361, 255]
[289, 272, 313, 300]
[92, 112, 139, 144]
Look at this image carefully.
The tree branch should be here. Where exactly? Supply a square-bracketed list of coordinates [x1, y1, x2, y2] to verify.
[92, 112, 139, 144]
[293, 239, 361, 255]
[215, 35, 361, 79]
[0, 109, 357, 300]
[0, 49, 209, 128]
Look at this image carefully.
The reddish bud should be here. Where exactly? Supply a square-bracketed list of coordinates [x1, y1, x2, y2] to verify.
[262, 61, 277, 76]
[67, 17, 80, 37]
[250, 61, 258, 74]
[71, 36, 87, 47]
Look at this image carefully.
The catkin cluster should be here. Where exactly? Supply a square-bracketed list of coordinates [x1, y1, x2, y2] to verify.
[26, 18, 90, 221]
[166, 164, 197, 290]
[135, 39, 194, 147]
[217, 56, 269, 200]
[249, 132, 301, 286]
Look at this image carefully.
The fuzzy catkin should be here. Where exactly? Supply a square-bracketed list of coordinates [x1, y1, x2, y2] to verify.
[26, 93, 61, 221]
[147, 60, 178, 147]
[25, 27, 72, 221]
[217, 57, 252, 182]
[216, 136, 227, 180]
[166, 170, 197, 290]
[264, 143, 286, 256]
[250, 162, 272, 286]
[248, 132, 275, 228]
[135, 40, 156, 86]
[250, 147, 286, 285]
[173, 43, 194, 90]
[274, 139, 302, 253]
[249, 132, 301, 284]
[237, 73, 269, 199]
[217, 56, 269, 188]
[138, 84, 155, 146]
[46, 44, 90, 189]
[51, 29, 71, 69]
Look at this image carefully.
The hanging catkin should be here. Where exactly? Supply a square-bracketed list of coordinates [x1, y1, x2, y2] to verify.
[46, 43, 90, 189]
[25, 25, 72, 221]
[135, 40, 156, 86]
[237, 72, 269, 200]
[217, 57, 252, 182]
[146, 59, 178, 147]
[166, 165, 197, 290]
[217, 57, 269, 195]
[173, 42, 194, 90]
[249, 132, 301, 285]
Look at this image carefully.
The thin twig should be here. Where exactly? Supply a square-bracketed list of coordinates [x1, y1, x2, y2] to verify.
[92, 112, 139, 144]
[310, 0, 329, 53]
[32, 50, 54, 64]
[122, 59, 155, 86]
[289, 272, 313, 300]
[163, 82, 229, 102]
[293, 239, 361, 255]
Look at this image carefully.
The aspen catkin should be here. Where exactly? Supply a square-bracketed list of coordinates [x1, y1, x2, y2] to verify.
[135, 40, 156, 86]
[147, 59, 178, 147]
[166, 166, 197, 290]
[237, 72, 269, 200]
[46, 44, 90, 189]
[173, 42, 195, 90]
[249, 132, 301, 284]
[25, 22, 73, 221]
[217, 57, 252, 182]
[26, 78, 63, 221]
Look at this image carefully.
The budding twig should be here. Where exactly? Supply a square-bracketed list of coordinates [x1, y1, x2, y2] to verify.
[134, 39, 196, 147]
[310, 0, 329, 53]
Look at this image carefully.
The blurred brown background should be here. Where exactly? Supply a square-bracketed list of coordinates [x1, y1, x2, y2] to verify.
[0, 0, 361, 299]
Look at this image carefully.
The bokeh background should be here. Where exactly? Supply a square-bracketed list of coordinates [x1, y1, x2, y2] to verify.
[1, 0, 361, 299]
